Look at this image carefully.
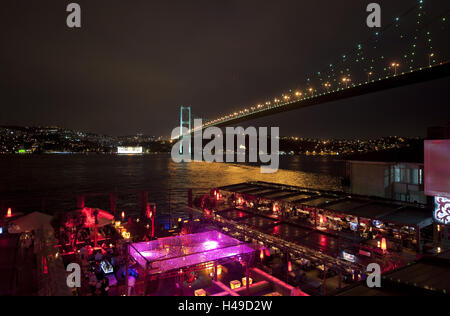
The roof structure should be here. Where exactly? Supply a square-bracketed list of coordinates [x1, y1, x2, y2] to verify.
[218, 181, 433, 228]
[337, 255, 450, 296]
[130, 230, 255, 274]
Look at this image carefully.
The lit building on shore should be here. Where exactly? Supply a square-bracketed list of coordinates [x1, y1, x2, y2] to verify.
[117, 146, 143, 155]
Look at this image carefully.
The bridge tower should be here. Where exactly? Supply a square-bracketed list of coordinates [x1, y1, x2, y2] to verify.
[179, 106, 191, 154]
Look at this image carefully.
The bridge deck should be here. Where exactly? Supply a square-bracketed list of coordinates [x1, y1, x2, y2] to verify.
[207, 62, 450, 128]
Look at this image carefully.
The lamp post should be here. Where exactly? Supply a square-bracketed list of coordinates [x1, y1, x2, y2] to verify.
[93, 209, 99, 249]
[367, 71, 373, 82]
[323, 83, 331, 93]
[429, 53, 435, 67]
[391, 62, 400, 76]
[342, 77, 350, 89]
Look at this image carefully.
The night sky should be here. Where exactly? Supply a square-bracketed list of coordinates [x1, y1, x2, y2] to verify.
[1, 0, 449, 139]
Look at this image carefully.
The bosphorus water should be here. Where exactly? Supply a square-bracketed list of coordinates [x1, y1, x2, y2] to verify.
[0, 154, 346, 216]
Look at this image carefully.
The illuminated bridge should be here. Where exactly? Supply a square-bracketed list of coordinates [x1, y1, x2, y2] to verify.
[203, 63, 450, 129]
[177, 1, 450, 136]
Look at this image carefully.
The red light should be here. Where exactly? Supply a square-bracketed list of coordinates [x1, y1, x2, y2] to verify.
[265, 248, 271, 257]
[6, 208, 12, 218]
[43, 257, 48, 274]
[288, 261, 293, 272]
[273, 225, 280, 234]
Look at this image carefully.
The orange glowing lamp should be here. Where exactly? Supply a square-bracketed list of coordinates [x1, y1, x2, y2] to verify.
[242, 277, 253, 287]
[217, 265, 223, 276]
[121, 211, 125, 220]
[195, 289, 207, 297]
[260, 249, 265, 260]
[230, 280, 242, 290]
[6, 208, 12, 218]
[381, 238, 387, 252]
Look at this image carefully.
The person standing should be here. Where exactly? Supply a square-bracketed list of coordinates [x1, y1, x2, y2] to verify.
[101, 277, 110, 296]
[127, 275, 136, 296]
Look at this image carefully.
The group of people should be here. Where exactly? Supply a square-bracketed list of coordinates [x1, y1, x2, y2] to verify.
[79, 243, 118, 296]
[88, 272, 110, 296]
[78, 241, 141, 296]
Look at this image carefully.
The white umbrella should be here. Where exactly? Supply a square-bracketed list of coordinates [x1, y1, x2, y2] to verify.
[9, 212, 53, 233]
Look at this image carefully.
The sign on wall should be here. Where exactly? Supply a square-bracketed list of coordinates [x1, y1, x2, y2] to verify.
[434, 196, 450, 225]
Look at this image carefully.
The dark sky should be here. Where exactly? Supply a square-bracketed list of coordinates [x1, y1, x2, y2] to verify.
[1, 0, 449, 139]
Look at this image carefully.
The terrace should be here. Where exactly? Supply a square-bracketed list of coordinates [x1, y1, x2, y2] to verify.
[130, 230, 255, 275]
[127, 230, 306, 296]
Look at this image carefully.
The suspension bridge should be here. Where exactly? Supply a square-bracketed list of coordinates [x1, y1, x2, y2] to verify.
[176, 1, 450, 137]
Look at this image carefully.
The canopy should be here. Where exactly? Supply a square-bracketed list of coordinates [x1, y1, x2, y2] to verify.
[74, 208, 114, 228]
[8, 212, 53, 234]
[130, 230, 255, 274]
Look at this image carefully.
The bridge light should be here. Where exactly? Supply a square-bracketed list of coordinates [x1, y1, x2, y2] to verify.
[342, 77, 351, 88]
[390, 62, 400, 75]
